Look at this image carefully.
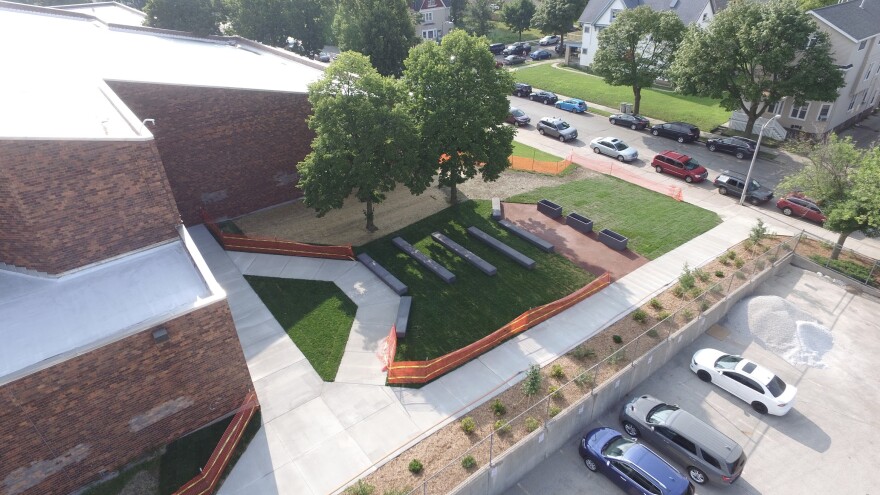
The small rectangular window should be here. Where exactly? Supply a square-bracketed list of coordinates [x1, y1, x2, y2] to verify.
[702, 450, 722, 469]
[789, 104, 809, 120]
[584, 25, 590, 33]
[610, 9, 622, 20]
[859, 40, 867, 50]
[848, 96, 856, 111]
[424, 12, 433, 22]
[866, 63, 874, 80]
[817, 104, 831, 121]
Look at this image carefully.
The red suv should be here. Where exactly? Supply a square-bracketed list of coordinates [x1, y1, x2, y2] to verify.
[776, 195, 826, 223]
[652, 151, 709, 183]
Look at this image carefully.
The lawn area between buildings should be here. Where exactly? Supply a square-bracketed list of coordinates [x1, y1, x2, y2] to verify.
[488, 21, 546, 45]
[507, 176, 721, 260]
[512, 64, 731, 132]
[512, 141, 564, 162]
[245, 277, 357, 382]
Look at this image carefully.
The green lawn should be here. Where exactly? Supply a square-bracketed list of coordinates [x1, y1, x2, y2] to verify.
[512, 141, 564, 162]
[512, 64, 731, 132]
[357, 200, 593, 361]
[508, 176, 721, 260]
[488, 21, 545, 44]
[245, 277, 357, 381]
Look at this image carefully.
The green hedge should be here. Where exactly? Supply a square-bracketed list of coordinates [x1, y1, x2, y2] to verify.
[809, 254, 878, 287]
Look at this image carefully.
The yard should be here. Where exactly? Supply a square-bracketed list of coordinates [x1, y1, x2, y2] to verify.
[512, 141, 564, 162]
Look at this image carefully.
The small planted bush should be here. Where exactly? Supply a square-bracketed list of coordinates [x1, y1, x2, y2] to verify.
[657, 310, 671, 321]
[549, 405, 562, 417]
[700, 300, 710, 312]
[694, 268, 711, 283]
[550, 363, 565, 379]
[715, 270, 725, 278]
[649, 298, 663, 310]
[749, 218, 770, 243]
[682, 309, 694, 322]
[720, 258, 731, 266]
[408, 459, 423, 474]
[460, 416, 476, 435]
[609, 349, 627, 365]
[525, 417, 541, 432]
[679, 263, 696, 290]
[735, 258, 745, 269]
[632, 308, 648, 323]
[345, 480, 375, 495]
[490, 399, 506, 417]
[572, 345, 596, 360]
[673, 285, 686, 298]
[574, 370, 595, 388]
[755, 259, 766, 270]
[735, 271, 746, 280]
[548, 384, 562, 399]
[612, 334, 623, 344]
[522, 365, 542, 399]
[688, 286, 702, 299]
[647, 328, 659, 338]
[461, 455, 476, 469]
[494, 419, 512, 434]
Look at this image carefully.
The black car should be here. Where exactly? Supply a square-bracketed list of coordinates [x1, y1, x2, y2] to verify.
[713, 170, 774, 204]
[489, 42, 505, 54]
[529, 90, 558, 105]
[650, 122, 700, 143]
[512, 82, 532, 97]
[609, 113, 650, 130]
[503, 55, 526, 65]
[706, 136, 757, 159]
[502, 42, 532, 56]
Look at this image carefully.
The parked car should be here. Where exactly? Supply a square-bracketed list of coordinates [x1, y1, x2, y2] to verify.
[579, 427, 695, 495]
[502, 42, 531, 55]
[690, 349, 798, 415]
[650, 122, 700, 143]
[539, 34, 560, 45]
[609, 113, 650, 130]
[555, 43, 566, 54]
[489, 42, 505, 54]
[506, 107, 531, 127]
[503, 55, 526, 65]
[529, 49, 553, 60]
[620, 395, 747, 485]
[776, 194, 826, 223]
[706, 136, 757, 159]
[713, 170, 773, 204]
[652, 151, 708, 183]
[590, 137, 638, 162]
[555, 98, 588, 113]
[529, 90, 558, 105]
[512, 82, 533, 97]
[537, 117, 577, 142]
[316, 52, 331, 62]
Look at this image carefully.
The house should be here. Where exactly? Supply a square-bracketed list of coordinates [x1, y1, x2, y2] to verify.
[412, 0, 453, 41]
[576, 0, 726, 65]
[0, 2, 325, 493]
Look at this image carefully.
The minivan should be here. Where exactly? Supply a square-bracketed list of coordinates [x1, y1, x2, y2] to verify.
[620, 395, 747, 485]
[651, 122, 700, 143]
[651, 151, 708, 183]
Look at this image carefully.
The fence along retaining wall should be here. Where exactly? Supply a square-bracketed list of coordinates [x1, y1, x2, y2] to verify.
[449, 253, 793, 495]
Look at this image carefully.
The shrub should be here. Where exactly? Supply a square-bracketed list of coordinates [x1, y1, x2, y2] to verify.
[735, 271, 746, 279]
[735, 258, 745, 268]
[574, 370, 595, 387]
[612, 334, 623, 344]
[408, 459, 423, 474]
[649, 298, 663, 310]
[657, 310, 670, 321]
[632, 308, 648, 324]
[345, 480, 376, 495]
[743, 239, 755, 250]
[715, 270, 725, 278]
[694, 268, 711, 283]
[460, 416, 476, 435]
[688, 286, 702, 299]
[461, 455, 476, 469]
[490, 399, 506, 417]
[781, 242, 792, 251]
[682, 309, 694, 321]
[726, 250, 737, 260]
[550, 364, 565, 379]
[809, 255, 877, 287]
[548, 385, 562, 399]
[750, 219, 770, 243]
[769, 254, 778, 263]
[494, 420, 511, 434]
[720, 258, 731, 266]
[700, 300, 710, 312]
[525, 417, 541, 432]
[522, 365, 542, 398]
[755, 259, 766, 270]
[609, 348, 627, 365]
[572, 345, 597, 360]
[673, 285, 686, 298]
[679, 262, 696, 289]
[710, 283, 723, 294]
[647, 329, 659, 338]
[549, 405, 562, 417]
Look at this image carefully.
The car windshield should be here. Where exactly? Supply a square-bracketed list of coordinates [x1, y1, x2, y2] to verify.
[602, 436, 637, 458]
[714, 354, 742, 369]
[511, 109, 524, 117]
[766, 375, 787, 397]
[748, 179, 762, 191]
[646, 403, 679, 424]
[684, 158, 700, 170]
[557, 121, 570, 130]
[613, 142, 629, 151]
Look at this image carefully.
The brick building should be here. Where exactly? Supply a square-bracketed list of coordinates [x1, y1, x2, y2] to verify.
[0, 2, 324, 493]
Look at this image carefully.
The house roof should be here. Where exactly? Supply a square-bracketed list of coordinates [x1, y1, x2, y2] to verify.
[413, 0, 447, 11]
[811, 0, 880, 42]
[579, 0, 709, 26]
[52, 1, 146, 26]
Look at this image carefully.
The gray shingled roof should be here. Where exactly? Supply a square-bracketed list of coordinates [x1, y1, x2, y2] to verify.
[811, 0, 880, 42]
[578, 0, 709, 26]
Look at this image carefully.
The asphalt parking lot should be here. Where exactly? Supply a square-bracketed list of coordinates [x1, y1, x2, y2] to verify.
[511, 265, 880, 495]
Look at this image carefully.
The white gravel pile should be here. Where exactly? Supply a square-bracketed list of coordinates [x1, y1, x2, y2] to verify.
[722, 295, 833, 368]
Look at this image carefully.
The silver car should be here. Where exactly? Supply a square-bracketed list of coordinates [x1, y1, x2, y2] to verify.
[537, 117, 577, 142]
[590, 137, 638, 162]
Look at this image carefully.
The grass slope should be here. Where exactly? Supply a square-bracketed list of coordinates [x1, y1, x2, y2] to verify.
[357, 200, 593, 361]
[508, 176, 721, 260]
[512, 141, 564, 162]
[245, 277, 357, 381]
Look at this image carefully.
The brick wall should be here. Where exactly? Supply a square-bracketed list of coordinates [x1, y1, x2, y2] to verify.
[0, 302, 253, 495]
[108, 82, 314, 225]
[0, 139, 180, 274]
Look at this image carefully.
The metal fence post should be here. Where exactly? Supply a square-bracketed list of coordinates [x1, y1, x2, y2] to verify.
[489, 429, 495, 467]
[868, 263, 878, 287]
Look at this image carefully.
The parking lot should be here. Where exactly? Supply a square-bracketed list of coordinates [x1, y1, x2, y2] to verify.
[511, 265, 880, 494]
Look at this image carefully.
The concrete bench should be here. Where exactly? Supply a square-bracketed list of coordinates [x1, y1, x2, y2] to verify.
[356, 253, 408, 295]
[566, 212, 593, 235]
[431, 232, 497, 276]
[491, 197, 502, 220]
[537, 199, 562, 219]
[498, 219, 555, 253]
[392, 237, 456, 284]
[395, 296, 412, 338]
[598, 228, 628, 251]
[466, 226, 536, 270]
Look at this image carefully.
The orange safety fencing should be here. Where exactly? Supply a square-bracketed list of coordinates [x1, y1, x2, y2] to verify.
[509, 156, 571, 175]
[567, 152, 684, 201]
[200, 208, 355, 261]
[377, 326, 398, 372]
[173, 391, 259, 495]
[387, 273, 611, 384]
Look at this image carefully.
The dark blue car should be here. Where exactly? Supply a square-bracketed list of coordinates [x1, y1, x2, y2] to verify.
[579, 427, 694, 495]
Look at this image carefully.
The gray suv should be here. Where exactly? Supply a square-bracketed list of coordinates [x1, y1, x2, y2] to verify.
[713, 170, 773, 204]
[620, 395, 747, 485]
[536, 117, 577, 142]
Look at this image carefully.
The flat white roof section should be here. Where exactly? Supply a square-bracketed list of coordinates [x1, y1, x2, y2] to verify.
[53, 2, 147, 27]
[0, 240, 218, 383]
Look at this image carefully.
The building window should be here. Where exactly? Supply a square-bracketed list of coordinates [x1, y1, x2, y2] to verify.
[427, 0, 436, 6]
[871, 90, 878, 105]
[584, 25, 590, 33]
[422, 30, 435, 39]
[702, 12, 709, 21]
[424, 12, 433, 22]
[848, 96, 856, 111]
[789, 103, 809, 120]
[817, 104, 831, 121]
[610, 9, 622, 20]
[769, 101, 783, 115]
[806, 35, 817, 49]
[859, 40, 867, 50]
[866, 63, 874, 80]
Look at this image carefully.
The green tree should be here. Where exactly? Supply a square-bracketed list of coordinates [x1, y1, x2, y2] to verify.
[449, 0, 468, 24]
[298, 52, 430, 231]
[669, 0, 844, 136]
[798, 0, 837, 11]
[228, 0, 331, 55]
[144, 0, 224, 35]
[464, 0, 494, 37]
[531, 0, 583, 46]
[501, 0, 536, 41]
[404, 30, 515, 203]
[592, 7, 684, 115]
[333, 0, 419, 77]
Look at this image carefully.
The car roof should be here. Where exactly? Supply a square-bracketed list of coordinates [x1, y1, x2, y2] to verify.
[658, 150, 690, 161]
[665, 410, 744, 463]
[542, 117, 564, 123]
[718, 169, 745, 179]
[735, 358, 775, 385]
[622, 444, 683, 490]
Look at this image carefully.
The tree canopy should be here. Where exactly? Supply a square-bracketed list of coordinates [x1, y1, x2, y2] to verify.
[333, 0, 419, 77]
[669, 0, 844, 136]
[227, 0, 331, 55]
[144, 0, 224, 35]
[531, 0, 583, 45]
[403, 30, 515, 203]
[297, 52, 431, 231]
[592, 7, 684, 115]
[463, 0, 494, 37]
[501, 0, 537, 41]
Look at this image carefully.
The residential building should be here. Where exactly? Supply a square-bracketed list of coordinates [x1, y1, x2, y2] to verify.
[412, 0, 453, 41]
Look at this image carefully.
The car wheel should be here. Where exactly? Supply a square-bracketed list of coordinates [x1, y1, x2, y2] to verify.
[630, 124, 638, 130]
[570, 107, 576, 112]
[622, 421, 640, 437]
[610, 118, 617, 125]
[655, 166, 663, 173]
[708, 144, 717, 152]
[593, 147, 601, 154]
[544, 99, 551, 105]
[558, 135, 566, 142]
[530, 95, 536, 101]
[685, 175, 694, 183]
[783, 207, 793, 216]
[677, 136, 685, 143]
[696, 369, 711, 382]
[652, 129, 659, 136]
[617, 155, 625, 162]
[735, 151, 745, 159]
[752, 401, 769, 415]
[514, 121, 521, 127]
[749, 196, 760, 205]
[538, 128, 545, 135]
[584, 457, 598, 471]
[718, 187, 728, 195]
[688, 467, 708, 485]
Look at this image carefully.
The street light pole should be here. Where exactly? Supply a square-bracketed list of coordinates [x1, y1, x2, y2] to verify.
[739, 113, 781, 206]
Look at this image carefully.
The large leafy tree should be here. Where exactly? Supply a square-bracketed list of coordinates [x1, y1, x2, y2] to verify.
[404, 30, 515, 203]
[798, 0, 837, 11]
[669, 0, 844, 136]
[463, 0, 494, 36]
[333, 0, 419, 77]
[228, 0, 332, 55]
[501, 0, 536, 41]
[298, 52, 431, 231]
[592, 7, 684, 115]
[531, 0, 583, 46]
[449, 0, 468, 24]
[144, 0, 224, 35]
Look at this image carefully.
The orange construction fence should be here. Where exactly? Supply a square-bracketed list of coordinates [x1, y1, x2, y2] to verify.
[567, 152, 684, 201]
[200, 208, 355, 261]
[386, 273, 611, 384]
[509, 155, 571, 175]
[173, 391, 259, 495]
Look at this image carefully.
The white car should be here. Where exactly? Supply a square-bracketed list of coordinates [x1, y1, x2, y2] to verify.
[690, 349, 797, 416]
[589, 137, 638, 162]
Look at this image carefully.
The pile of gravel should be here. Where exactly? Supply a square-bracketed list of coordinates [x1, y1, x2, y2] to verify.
[722, 295, 833, 368]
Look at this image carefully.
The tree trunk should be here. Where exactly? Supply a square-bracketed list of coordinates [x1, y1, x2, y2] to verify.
[449, 182, 458, 203]
[632, 86, 642, 115]
[365, 198, 377, 232]
[830, 231, 850, 260]
[743, 101, 761, 137]
[518, 29, 522, 41]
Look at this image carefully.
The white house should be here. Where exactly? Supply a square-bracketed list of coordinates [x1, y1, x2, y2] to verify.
[412, 0, 454, 41]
